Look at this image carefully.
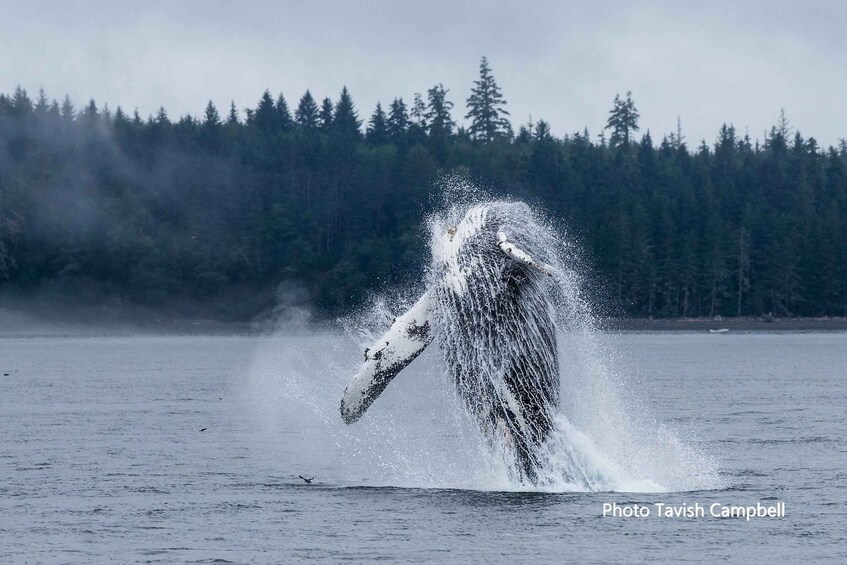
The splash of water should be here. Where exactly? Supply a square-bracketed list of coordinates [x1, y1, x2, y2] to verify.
[248, 179, 722, 493]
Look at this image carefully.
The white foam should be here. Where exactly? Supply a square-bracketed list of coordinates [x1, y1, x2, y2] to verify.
[249, 188, 723, 494]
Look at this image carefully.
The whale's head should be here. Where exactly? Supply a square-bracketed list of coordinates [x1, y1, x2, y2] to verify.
[430, 201, 549, 296]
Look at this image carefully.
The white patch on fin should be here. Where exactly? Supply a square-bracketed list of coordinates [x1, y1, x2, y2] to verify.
[340, 293, 433, 423]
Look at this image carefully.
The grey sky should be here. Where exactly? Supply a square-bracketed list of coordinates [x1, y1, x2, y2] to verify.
[1, 0, 844, 146]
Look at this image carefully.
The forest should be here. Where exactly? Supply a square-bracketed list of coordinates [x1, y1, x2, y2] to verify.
[1, 58, 845, 320]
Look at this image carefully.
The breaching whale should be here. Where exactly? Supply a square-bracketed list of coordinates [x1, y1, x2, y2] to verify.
[340, 201, 560, 482]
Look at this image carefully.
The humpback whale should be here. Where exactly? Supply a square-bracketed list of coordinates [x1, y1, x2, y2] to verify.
[340, 201, 560, 483]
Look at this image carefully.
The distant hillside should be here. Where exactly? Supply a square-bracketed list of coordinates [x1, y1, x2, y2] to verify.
[1, 62, 845, 319]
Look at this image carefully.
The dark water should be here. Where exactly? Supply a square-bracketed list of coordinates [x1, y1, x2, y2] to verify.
[1, 332, 844, 563]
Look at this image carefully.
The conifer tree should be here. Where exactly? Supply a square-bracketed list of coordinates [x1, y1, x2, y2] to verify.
[672, 116, 686, 149]
[80, 99, 99, 128]
[34, 89, 49, 115]
[333, 86, 361, 139]
[605, 91, 640, 147]
[777, 108, 790, 138]
[387, 98, 409, 140]
[154, 106, 168, 124]
[465, 57, 511, 142]
[515, 116, 533, 144]
[534, 120, 551, 141]
[227, 101, 239, 125]
[48, 100, 60, 120]
[366, 103, 388, 144]
[295, 90, 319, 129]
[203, 101, 221, 127]
[11, 87, 32, 116]
[425, 83, 454, 137]
[425, 84, 454, 161]
[200, 101, 222, 150]
[253, 90, 276, 132]
[410, 93, 427, 128]
[319, 97, 334, 131]
[276, 93, 293, 130]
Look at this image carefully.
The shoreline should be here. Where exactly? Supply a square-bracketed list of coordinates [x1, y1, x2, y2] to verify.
[2, 304, 846, 336]
[602, 316, 847, 332]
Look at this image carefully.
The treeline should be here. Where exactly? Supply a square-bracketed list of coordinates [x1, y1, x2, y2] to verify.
[1, 58, 845, 319]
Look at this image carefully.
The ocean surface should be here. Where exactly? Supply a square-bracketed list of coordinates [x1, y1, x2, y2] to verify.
[1, 330, 845, 563]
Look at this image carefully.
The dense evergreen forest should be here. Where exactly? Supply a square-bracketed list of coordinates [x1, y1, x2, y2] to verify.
[1, 58, 845, 320]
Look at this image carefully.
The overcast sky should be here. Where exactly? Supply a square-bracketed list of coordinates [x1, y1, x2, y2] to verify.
[1, 1, 844, 146]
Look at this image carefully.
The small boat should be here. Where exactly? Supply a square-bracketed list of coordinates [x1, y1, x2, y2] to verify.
[709, 328, 730, 333]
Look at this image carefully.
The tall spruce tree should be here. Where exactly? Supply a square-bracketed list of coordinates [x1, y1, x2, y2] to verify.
[516, 123, 532, 144]
[465, 56, 511, 142]
[605, 91, 640, 147]
[11, 87, 32, 116]
[34, 89, 49, 116]
[295, 90, 319, 129]
[333, 86, 361, 139]
[200, 101, 221, 150]
[425, 84, 454, 137]
[410, 93, 427, 128]
[425, 84, 455, 161]
[387, 98, 409, 141]
[275, 93, 293, 130]
[319, 97, 334, 131]
[203, 101, 221, 127]
[366, 103, 388, 144]
[253, 90, 276, 132]
[60, 95, 75, 124]
[227, 101, 239, 124]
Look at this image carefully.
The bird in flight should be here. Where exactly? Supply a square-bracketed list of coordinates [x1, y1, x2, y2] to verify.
[298, 475, 314, 484]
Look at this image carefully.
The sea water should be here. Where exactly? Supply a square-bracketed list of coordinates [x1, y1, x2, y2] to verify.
[1, 330, 845, 563]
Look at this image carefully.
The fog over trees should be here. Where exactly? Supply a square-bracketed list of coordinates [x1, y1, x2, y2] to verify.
[1, 59, 845, 319]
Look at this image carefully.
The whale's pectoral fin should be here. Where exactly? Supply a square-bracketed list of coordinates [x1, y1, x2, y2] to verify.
[496, 231, 554, 276]
[340, 293, 433, 424]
